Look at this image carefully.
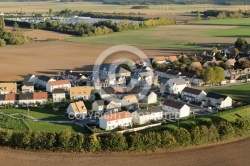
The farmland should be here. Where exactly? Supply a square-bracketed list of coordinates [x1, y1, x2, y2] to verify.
[205, 84, 250, 104]
[191, 18, 250, 26]
[67, 25, 250, 48]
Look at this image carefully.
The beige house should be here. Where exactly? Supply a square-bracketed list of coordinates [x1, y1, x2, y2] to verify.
[0, 83, 17, 94]
[67, 101, 87, 119]
[152, 56, 166, 64]
[69, 86, 95, 100]
[22, 82, 34, 93]
[121, 95, 139, 110]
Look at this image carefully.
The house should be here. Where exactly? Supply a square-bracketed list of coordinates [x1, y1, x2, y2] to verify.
[52, 88, 65, 102]
[203, 60, 222, 68]
[0, 93, 18, 105]
[160, 78, 187, 94]
[190, 62, 202, 69]
[19, 92, 47, 105]
[23, 74, 38, 84]
[155, 68, 180, 79]
[191, 75, 204, 86]
[179, 72, 195, 84]
[121, 95, 139, 110]
[139, 91, 157, 104]
[154, 67, 169, 78]
[162, 99, 190, 118]
[99, 87, 115, 99]
[92, 100, 119, 114]
[132, 109, 151, 125]
[131, 69, 153, 87]
[21, 82, 34, 93]
[0, 83, 17, 94]
[106, 97, 122, 108]
[62, 70, 87, 86]
[98, 64, 131, 77]
[99, 111, 132, 130]
[181, 87, 206, 103]
[37, 76, 55, 88]
[67, 101, 87, 119]
[69, 86, 95, 100]
[225, 59, 236, 67]
[166, 56, 178, 63]
[46, 79, 71, 92]
[204, 92, 232, 109]
[152, 56, 166, 64]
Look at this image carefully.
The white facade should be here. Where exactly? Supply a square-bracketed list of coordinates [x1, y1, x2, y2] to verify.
[92, 102, 104, 113]
[52, 93, 65, 102]
[46, 83, 71, 92]
[141, 92, 157, 104]
[162, 104, 190, 118]
[19, 99, 47, 105]
[206, 96, 232, 109]
[37, 78, 55, 88]
[22, 85, 34, 93]
[181, 91, 206, 103]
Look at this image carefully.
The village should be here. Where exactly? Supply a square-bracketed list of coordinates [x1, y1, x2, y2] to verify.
[0, 47, 249, 133]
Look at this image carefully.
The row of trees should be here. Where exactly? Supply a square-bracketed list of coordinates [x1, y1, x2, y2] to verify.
[0, 118, 249, 152]
[0, 17, 29, 47]
[203, 9, 250, 20]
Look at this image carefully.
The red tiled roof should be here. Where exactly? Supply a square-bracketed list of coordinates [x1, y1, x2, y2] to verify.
[49, 80, 70, 86]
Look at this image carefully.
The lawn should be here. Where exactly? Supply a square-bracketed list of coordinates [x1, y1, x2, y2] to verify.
[0, 107, 68, 121]
[0, 115, 28, 131]
[205, 84, 250, 104]
[191, 18, 250, 26]
[66, 25, 250, 49]
[139, 105, 250, 133]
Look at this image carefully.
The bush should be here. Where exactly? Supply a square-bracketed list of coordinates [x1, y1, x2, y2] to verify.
[103, 133, 128, 152]
[86, 134, 102, 152]
[218, 121, 235, 140]
[208, 124, 220, 143]
[161, 130, 177, 148]
[191, 126, 202, 145]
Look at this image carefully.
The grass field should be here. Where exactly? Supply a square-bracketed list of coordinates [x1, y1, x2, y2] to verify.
[206, 84, 250, 104]
[191, 18, 250, 26]
[67, 25, 250, 49]
[0, 115, 28, 131]
[0, 2, 245, 14]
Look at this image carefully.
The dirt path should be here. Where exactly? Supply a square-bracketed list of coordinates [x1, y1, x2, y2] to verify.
[0, 137, 249, 166]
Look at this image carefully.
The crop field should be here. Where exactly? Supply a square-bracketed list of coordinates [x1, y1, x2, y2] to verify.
[67, 25, 250, 49]
[205, 84, 250, 104]
[0, 1, 246, 15]
[191, 18, 250, 26]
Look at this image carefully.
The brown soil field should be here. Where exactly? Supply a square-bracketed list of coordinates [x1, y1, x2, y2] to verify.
[0, 41, 188, 81]
[0, 137, 249, 166]
[24, 29, 75, 40]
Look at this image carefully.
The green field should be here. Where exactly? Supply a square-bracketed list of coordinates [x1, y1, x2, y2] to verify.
[191, 18, 250, 26]
[0, 115, 28, 131]
[66, 25, 250, 49]
[206, 84, 250, 104]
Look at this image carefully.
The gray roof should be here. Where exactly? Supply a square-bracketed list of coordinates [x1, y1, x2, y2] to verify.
[163, 99, 186, 109]
[106, 97, 121, 103]
[100, 87, 115, 95]
[167, 78, 186, 85]
[23, 82, 34, 86]
[148, 106, 162, 113]
[155, 67, 169, 73]
[19, 93, 33, 100]
[207, 92, 228, 100]
[95, 100, 105, 106]
[38, 75, 52, 82]
[182, 87, 203, 95]
[179, 72, 195, 79]
[23, 74, 34, 82]
[0, 94, 5, 101]
[53, 88, 65, 94]
[136, 109, 151, 116]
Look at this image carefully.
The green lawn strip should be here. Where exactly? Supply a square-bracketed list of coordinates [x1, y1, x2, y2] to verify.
[190, 18, 250, 26]
[205, 84, 250, 104]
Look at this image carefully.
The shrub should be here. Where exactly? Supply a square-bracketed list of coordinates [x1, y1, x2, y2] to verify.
[218, 121, 235, 140]
[86, 134, 102, 152]
[174, 128, 191, 147]
[161, 130, 177, 148]
[103, 133, 128, 152]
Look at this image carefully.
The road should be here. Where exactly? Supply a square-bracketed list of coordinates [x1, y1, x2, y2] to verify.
[0, 137, 249, 166]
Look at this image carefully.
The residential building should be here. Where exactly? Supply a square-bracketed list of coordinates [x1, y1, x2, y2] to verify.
[225, 59, 236, 67]
[0, 83, 17, 94]
[160, 78, 187, 94]
[139, 91, 157, 104]
[52, 88, 65, 102]
[0, 93, 18, 105]
[152, 56, 166, 64]
[19, 92, 47, 105]
[67, 101, 87, 119]
[23, 74, 38, 84]
[121, 95, 139, 110]
[99, 111, 132, 130]
[69, 86, 95, 100]
[181, 87, 206, 103]
[62, 70, 87, 86]
[204, 92, 232, 109]
[166, 56, 178, 63]
[46, 79, 71, 92]
[92, 100, 119, 114]
[162, 99, 190, 118]
[22, 82, 34, 93]
[37, 76, 55, 88]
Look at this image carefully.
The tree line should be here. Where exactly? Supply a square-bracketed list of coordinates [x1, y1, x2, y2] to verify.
[0, 17, 29, 47]
[0, 117, 249, 152]
[4, 17, 175, 37]
[203, 9, 250, 20]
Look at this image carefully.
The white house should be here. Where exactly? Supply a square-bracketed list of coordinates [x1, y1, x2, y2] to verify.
[121, 95, 139, 110]
[46, 79, 71, 92]
[23, 74, 38, 84]
[181, 87, 206, 103]
[37, 76, 55, 88]
[139, 91, 157, 104]
[161, 78, 187, 94]
[204, 92, 232, 109]
[99, 87, 115, 99]
[106, 97, 122, 108]
[19, 92, 47, 105]
[133, 106, 163, 124]
[162, 99, 190, 118]
[52, 88, 65, 102]
[67, 101, 87, 119]
[22, 82, 34, 93]
[99, 111, 132, 130]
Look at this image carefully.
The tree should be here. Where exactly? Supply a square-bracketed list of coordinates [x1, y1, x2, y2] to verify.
[57, 129, 71, 151]
[203, 67, 225, 85]
[215, 52, 222, 60]
[191, 126, 202, 145]
[235, 38, 248, 50]
[128, 132, 144, 151]
[103, 133, 128, 151]
[49, 8, 53, 16]
[213, 66, 225, 83]
[196, 10, 201, 21]
[86, 134, 101, 152]
[0, 16, 5, 29]
[218, 121, 235, 140]
[13, 22, 19, 29]
[212, 47, 218, 54]
[0, 129, 13, 145]
[208, 124, 220, 143]
[174, 128, 191, 147]
[0, 38, 6, 47]
[161, 130, 177, 148]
